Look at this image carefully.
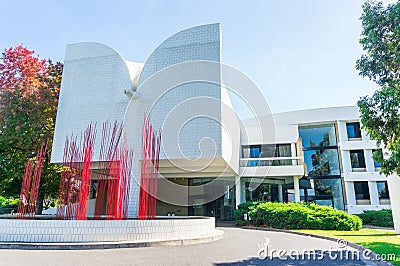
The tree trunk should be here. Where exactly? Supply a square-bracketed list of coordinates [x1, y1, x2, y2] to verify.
[36, 193, 44, 215]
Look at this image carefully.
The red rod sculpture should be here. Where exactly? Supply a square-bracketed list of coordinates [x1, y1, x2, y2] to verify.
[56, 124, 96, 219]
[75, 124, 96, 220]
[57, 121, 133, 220]
[96, 121, 122, 220]
[17, 160, 33, 219]
[138, 115, 161, 220]
[17, 142, 47, 219]
[100, 122, 133, 220]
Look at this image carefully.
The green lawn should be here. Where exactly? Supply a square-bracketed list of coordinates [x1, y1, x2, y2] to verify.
[296, 229, 400, 265]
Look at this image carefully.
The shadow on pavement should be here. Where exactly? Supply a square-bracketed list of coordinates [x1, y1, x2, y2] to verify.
[215, 221, 237, 228]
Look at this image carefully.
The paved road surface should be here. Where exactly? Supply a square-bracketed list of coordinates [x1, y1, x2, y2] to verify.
[0, 227, 369, 265]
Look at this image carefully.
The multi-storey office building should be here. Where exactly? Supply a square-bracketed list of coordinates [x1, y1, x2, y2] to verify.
[51, 24, 391, 220]
[240, 107, 390, 217]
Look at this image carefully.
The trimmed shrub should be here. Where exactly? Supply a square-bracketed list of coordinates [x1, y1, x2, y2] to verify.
[357, 209, 394, 228]
[234, 201, 261, 226]
[235, 202, 362, 231]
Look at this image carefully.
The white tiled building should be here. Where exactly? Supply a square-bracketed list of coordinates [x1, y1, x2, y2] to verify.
[51, 24, 392, 220]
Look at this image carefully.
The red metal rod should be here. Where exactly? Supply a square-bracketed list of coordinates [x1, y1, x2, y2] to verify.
[17, 160, 34, 219]
[26, 142, 47, 218]
[138, 115, 161, 220]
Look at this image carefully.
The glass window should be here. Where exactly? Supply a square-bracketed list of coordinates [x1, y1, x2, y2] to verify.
[377, 181, 390, 205]
[299, 124, 337, 148]
[261, 144, 292, 166]
[242, 144, 291, 158]
[303, 149, 340, 176]
[250, 146, 261, 158]
[313, 178, 344, 210]
[350, 150, 366, 168]
[242, 145, 259, 159]
[242, 144, 292, 166]
[242, 145, 261, 166]
[276, 144, 291, 157]
[346, 122, 362, 139]
[354, 181, 370, 205]
[377, 181, 389, 199]
[259, 145, 275, 158]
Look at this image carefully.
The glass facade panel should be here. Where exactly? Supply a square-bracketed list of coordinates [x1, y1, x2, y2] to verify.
[313, 178, 344, 210]
[350, 150, 366, 168]
[299, 124, 337, 148]
[303, 149, 340, 176]
[346, 122, 362, 139]
[298, 123, 344, 211]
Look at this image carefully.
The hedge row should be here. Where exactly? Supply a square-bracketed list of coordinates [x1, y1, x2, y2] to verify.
[235, 202, 362, 231]
[357, 209, 394, 228]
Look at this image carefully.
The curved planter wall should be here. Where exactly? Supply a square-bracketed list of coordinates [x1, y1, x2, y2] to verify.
[0, 217, 215, 243]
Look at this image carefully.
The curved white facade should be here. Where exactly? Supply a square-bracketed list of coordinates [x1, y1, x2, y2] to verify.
[51, 42, 139, 163]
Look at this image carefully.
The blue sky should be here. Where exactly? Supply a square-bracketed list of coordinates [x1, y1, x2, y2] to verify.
[1, 0, 395, 115]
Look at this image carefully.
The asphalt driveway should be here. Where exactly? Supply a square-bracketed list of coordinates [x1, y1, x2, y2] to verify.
[0, 227, 370, 265]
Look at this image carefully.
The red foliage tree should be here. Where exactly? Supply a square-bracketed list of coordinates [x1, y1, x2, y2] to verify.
[0, 45, 63, 213]
[0, 45, 47, 96]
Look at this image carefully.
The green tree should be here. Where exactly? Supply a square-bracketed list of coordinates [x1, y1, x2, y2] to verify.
[0, 46, 63, 213]
[356, 0, 400, 87]
[356, 0, 400, 176]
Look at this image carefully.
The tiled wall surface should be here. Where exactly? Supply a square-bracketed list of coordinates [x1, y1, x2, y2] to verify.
[135, 23, 223, 160]
[0, 217, 215, 243]
[51, 42, 133, 164]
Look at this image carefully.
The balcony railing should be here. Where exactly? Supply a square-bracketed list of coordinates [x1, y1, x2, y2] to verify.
[239, 157, 301, 167]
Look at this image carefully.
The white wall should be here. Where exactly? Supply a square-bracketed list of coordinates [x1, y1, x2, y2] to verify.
[336, 116, 391, 213]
